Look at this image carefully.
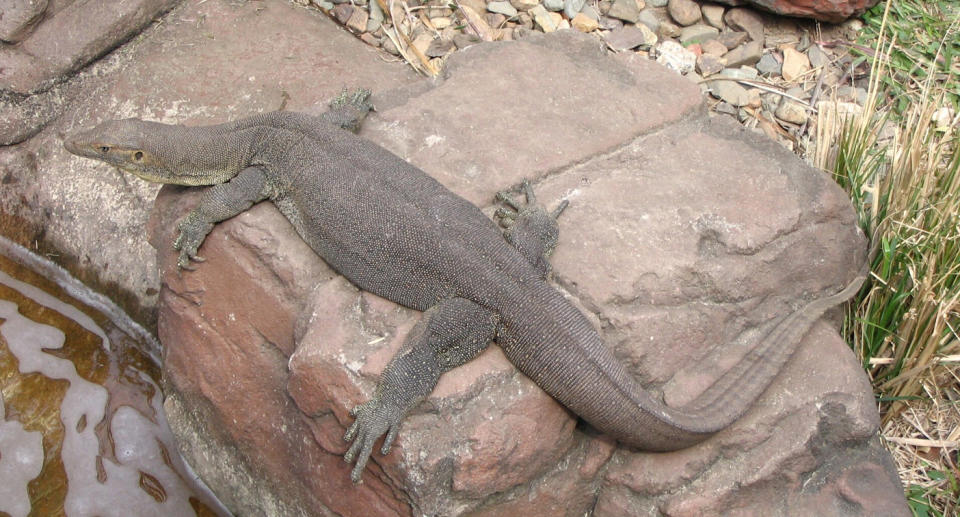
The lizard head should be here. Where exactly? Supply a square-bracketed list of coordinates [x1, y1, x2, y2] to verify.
[64, 119, 220, 186]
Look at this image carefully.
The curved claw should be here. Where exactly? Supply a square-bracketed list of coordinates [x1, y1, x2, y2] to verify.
[520, 178, 536, 204]
[494, 207, 517, 228]
[343, 397, 404, 483]
[494, 179, 566, 223]
[551, 199, 569, 219]
[173, 213, 214, 270]
[175, 246, 205, 270]
[177, 257, 197, 271]
[495, 190, 521, 211]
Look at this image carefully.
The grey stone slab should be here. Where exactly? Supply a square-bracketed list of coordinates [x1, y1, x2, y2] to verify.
[0, 0, 180, 94]
[2, 5, 907, 516]
[0, 0, 48, 43]
[4, 0, 416, 328]
[364, 30, 702, 206]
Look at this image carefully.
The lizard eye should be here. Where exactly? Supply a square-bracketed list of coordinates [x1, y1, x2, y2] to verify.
[99, 146, 110, 153]
[134, 151, 144, 160]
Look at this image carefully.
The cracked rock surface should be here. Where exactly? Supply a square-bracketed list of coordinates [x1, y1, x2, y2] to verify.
[3, 0, 907, 515]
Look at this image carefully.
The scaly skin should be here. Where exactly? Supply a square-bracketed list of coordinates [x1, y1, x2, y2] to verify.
[65, 89, 865, 483]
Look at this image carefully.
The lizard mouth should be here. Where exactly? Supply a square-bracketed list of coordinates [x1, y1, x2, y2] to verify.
[63, 132, 102, 159]
[63, 138, 83, 155]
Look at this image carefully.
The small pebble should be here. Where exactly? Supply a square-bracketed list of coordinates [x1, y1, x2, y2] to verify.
[932, 107, 955, 130]
[667, 0, 701, 26]
[781, 46, 810, 81]
[807, 44, 828, 68]
[756, 52, 781, 75]
[700, 4, 725, 29]
[716, 30, 747, 50]
[604, 25, 657, 51]
[723, 40, 762, 67]
[369, 0, 384, 20]
[531, 5, 558, 32]
[564, 0, 586, 18]
[707, 79, 750, 106]
[636, 9, 660, 32]
[332, 4, 353, 24]
[580, 4, 600, 20]
[431, 16, 453, 29]
[510, 0, 540, 10]
[571, 12, 599, 32]
[658, 20, 681, 38]
[696, 54, 724, 76]
[679, 23, 719, 45]
[775, 98, 808, 125]
[720, 66, 758, 81]
[701, 39, 727, 57]
[345, 7, 368, 32]
[607, 0, 641, 24]
[487, 1, 518, 17]
[359, 32, 381, 47]
[656, 40, 697, 74]
[723, 7, 764, 44]
[543, 0, 564, 12]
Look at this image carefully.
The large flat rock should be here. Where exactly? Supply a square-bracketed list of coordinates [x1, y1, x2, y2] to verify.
[1, 0, 908, 514]
[142, 28, 903, 516]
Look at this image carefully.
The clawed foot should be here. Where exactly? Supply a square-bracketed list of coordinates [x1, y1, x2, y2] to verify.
[494, 180, 568, 276]
[494, 179, 568, 230]
[343, 396, 404, 483]
[328, 87, 374, 133]
[173, 212, 213, 270]
[332, 88, 373, 112]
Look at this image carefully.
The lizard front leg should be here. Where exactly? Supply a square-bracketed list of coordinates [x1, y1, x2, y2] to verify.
[174, 166, 271, 269]
[344, 297, 498, 483]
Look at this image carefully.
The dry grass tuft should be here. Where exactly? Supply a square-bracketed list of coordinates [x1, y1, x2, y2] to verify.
[882, 365, 959, 517]
[814, 2, 959, 514]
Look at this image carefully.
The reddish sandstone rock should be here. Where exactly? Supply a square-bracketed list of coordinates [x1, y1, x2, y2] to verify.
[39, 4, 905, 515]
[713, 0, 880, 23]
[149, 31, 907, 513]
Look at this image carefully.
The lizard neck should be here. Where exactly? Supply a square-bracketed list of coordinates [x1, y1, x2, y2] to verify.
[131, 124, 270, 186]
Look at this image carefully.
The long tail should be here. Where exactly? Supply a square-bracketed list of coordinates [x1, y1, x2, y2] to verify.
[674, 273, 866, 426]
[499, 272, 866, 451]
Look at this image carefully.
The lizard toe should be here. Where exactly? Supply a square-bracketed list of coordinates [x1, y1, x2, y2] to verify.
[343, 396, 405, 482]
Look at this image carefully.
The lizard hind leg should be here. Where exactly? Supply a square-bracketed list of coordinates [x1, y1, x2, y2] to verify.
[494, 179, 569, 278]
[322, 87, 374, 133]
[343, 297, 498, 483]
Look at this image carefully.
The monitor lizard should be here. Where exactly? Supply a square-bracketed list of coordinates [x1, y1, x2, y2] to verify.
[64, 89, 866, 483]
